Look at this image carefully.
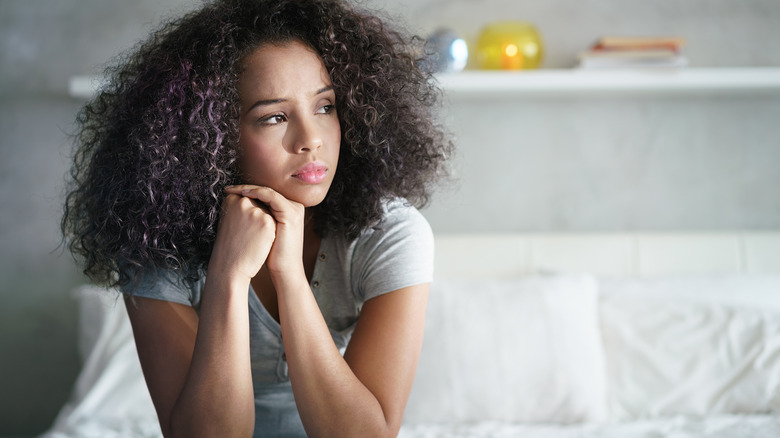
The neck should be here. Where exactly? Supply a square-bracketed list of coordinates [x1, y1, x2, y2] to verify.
[304, 208, 317, 238]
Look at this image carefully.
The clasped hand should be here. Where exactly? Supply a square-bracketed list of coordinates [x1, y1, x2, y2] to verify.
[211, 185, 306, 282]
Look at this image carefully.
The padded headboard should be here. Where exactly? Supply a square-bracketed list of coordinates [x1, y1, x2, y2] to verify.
[433, 231, 780, 278]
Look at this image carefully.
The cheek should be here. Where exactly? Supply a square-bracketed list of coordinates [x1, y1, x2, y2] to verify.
[237, 135, 276, 180]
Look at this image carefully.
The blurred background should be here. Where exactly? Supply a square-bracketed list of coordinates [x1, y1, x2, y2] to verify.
[1, 0, 779, 436]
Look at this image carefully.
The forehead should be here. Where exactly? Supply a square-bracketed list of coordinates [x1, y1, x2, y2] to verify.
[238, 40, 332, 100]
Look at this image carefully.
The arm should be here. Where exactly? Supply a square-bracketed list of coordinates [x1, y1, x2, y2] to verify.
[279, 280, 429, 438]
[125, 193, 276, 438]
[227, 185, 429, 438]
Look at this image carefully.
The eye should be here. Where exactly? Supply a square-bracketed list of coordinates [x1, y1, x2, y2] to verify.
[316, 104, 336, 115]
[259, 113, 287, 125]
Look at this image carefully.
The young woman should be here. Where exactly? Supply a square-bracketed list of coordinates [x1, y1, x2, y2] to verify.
[61, 0, 451, 436]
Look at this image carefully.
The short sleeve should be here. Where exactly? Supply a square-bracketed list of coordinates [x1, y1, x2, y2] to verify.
[119, 267, 200, 307]
[352, 201, 434, 303]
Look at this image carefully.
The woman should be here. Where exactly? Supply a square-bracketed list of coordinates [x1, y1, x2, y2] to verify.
[61, 0, 451, 436]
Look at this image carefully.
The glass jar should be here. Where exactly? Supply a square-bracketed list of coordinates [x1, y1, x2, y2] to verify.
[475, 22, 544, 70]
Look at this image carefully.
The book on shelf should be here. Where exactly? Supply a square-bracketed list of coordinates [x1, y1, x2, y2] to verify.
[577, 36, 688, 69]
[593, 36, 685, 52]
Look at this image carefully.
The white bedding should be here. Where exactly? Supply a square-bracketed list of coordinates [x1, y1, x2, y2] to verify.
[398, 415, 780, 438]
[40, 287, 160, 438]
[599, 277, 780, 419]
[41, 273, 780, 438]
[405, 275, 608, 424]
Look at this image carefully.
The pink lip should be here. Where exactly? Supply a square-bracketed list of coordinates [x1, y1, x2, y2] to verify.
[292, 162, 328, 184]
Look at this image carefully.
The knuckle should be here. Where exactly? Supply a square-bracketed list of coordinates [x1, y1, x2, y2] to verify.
[220, 195, 239, 216]
[222, 193, 237, 206]
[260, 214, 276, 226]
[238, 196, 257, 209]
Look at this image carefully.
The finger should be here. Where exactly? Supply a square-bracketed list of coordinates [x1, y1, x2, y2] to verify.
[224, 185, 278, 203]
[236, 186, 288, 213]
[248, 197, 273, 215]
[224, 184, 263, 194]
[224, 185, 278, 212]
[221, 193, 268, 219]
[220, 193, 244, 215]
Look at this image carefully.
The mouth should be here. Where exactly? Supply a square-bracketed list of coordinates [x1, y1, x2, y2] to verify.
[292, 162, 328, 184]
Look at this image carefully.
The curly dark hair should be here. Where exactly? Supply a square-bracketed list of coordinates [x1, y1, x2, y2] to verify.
[62, 0, 452, 287]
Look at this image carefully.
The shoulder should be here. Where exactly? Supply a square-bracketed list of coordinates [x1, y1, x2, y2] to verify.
[347, 199, 434, 301]
[375, 198, 433, 238]
[358, 198, 433, 253]
[119, 267, 203, 308]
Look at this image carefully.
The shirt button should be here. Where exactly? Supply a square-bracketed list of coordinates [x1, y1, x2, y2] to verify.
[318, 252, 327, 261]
[312, 280, 320, 288]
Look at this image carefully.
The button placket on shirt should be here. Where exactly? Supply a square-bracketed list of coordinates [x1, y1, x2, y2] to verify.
[277, 348, 289, 380]
[311, 251, 326, 290]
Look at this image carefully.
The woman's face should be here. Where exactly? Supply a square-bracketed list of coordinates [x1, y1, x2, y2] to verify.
[236, 40, 341, 207]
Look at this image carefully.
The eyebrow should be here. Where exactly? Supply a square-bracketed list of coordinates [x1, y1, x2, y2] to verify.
[245, 85, 334, 114]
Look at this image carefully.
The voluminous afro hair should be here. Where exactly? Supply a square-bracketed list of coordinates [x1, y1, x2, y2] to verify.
[62, 0, 452, 287]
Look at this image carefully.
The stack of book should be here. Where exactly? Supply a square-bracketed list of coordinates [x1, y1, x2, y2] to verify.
[576, 36, 687, 69]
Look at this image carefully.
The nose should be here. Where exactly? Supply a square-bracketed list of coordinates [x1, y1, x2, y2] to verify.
[292, 117, 323, 153]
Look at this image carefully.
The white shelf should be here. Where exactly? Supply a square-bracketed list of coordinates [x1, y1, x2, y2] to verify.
[70, 67, 780, 99]
[435, 67, 780, 98]
[68, 76, 105, 99]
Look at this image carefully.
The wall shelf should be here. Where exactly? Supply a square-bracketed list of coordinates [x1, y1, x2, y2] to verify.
[435, 67, 780, 98]
[69, 76, 104, 99]
[70, 67, 780, 100]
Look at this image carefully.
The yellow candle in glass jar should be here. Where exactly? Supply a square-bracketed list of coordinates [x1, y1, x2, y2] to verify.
[476, 22, 544, 70]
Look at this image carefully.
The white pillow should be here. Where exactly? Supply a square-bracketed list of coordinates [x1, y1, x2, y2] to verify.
[600, 275, 780, 420]
[40, 285, 161, 438]
[404, 274, 607, 424]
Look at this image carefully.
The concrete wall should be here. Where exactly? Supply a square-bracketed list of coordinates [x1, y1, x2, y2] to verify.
[0, 2, 196, 435]
[1, 0, 778, 435]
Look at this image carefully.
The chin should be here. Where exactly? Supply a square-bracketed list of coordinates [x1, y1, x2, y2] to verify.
[285, 188, 330, 208]
[301, 195, 329, 208]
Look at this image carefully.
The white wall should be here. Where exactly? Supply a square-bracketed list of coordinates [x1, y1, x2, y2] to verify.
[358, 0, 780, 233]
[364, 0, 780, 68]
[0, 1, 197, 435]
[1, 0, 778, 435]
[426, 95, 780, 232]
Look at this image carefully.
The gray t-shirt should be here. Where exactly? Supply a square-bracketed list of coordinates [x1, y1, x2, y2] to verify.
[122, 199, 434, 437]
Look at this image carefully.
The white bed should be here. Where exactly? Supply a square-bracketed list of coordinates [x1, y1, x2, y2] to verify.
[41, 232, 780, 438]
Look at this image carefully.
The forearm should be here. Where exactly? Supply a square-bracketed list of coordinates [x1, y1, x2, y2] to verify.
[170, 271, 255, 438]
[275, 275, 395, 438]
